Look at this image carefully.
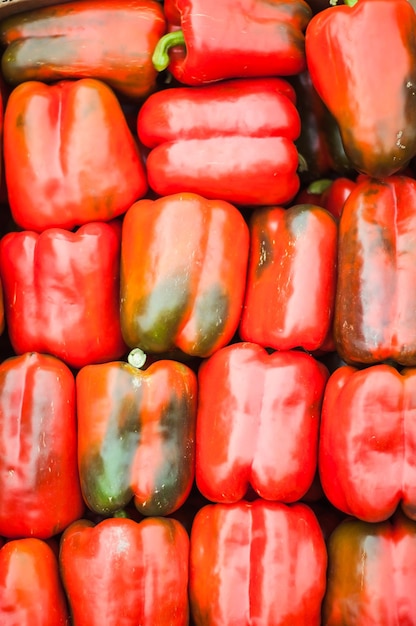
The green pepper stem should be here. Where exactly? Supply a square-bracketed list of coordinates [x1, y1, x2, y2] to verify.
[128, 348, 147, 369]
[331, 0, 358, 5]
[152, 30, 186, 72]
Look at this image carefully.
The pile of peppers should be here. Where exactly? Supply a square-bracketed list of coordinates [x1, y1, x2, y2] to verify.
[0, 0, 415, 623]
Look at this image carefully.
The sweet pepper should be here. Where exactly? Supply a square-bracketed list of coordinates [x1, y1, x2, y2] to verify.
[3, 78, 147, 232]
[196, 343, 329, 504]
[0, 352, 84, 539]
[120, 192, 249, 358]
[305, 0, 416, 177]
[137, 77, 301, 206]
[0, 0, 166, 100]
[76, 352, 197, 517]
[152, 0, 312, 84]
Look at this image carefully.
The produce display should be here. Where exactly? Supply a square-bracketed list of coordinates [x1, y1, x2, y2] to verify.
[0, 0, 415, 624]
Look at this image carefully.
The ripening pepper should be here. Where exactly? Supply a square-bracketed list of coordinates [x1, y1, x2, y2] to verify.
[152, 0, 312, 84]
[120, 192, 249, 358]
[76, 351, 197, 517]
[239, 203, 338, 352]
[137, 77, 301, 206]
[196, 343, 329, 504]
[323, 512, 416, 625]
[0, 0, 166, 100]
[0, 538, 69, 626]
[319, 363, 416, 523]
[3, 78, 147, 232]
[305, 0, 416, 177]
[0, 352, 84, 539]
[60, 516, 189, 626]
[189, 500, 327, 626]
[0, 221, 127, 369]
[334, 175, 416, 366]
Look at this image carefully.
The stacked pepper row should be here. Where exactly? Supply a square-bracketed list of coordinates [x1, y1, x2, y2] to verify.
[0, 0, 415, 624]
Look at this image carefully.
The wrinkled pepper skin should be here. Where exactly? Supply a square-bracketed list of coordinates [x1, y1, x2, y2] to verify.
[0, 538, 69, 625]
[334, 175, 416, 366]
[189, 500, 327, 626]
[154, 0, 312, 84]
[305, 0, 416, 177]
[323, 512, 416, 625]
[0, 352, 84, 539]
[0, 0, 166, 100]
[137, 78, 300, 206]
[120, 192, 249, 358]
[3, 78, 147, 232]
[196, 343, 329, 504]
[60, 516, 189, 626]
[76, 357, 197, 517]
[0, 221, 126, 370]
[240, 204, 338, 352]
[319, 363, 416, 523]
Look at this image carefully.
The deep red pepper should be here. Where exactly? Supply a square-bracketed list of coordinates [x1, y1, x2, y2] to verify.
[0, 352, 84, 539]
[196, 343, 329, 504]
[137, 77, 301, 206]
[0, 221, 126, 369]
[0, 538, 69, 625]
[3, 78, 147, 232]
[60, 516, 189, 626]
[240, 203, 338, 352]
[320, 363, 416, 523]
[189, 500, 327, 625]
[153, 0, 312, 85]
[305, 0, 416, 177]
[0, 0, 166, 100]
[76, 353, 197, 517]
[323, 512, 416, 624]
[334, 175, 416, 366]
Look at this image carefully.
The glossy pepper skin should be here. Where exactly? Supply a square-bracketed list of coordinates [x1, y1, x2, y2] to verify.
[334, 175, 416, 366]
[0, 352, 84, 539]
[240, 204, 338, 352]
[305, 0, 416, 177]
[189, 500, 327, 626]
[76, 355, 197, 517]
[0, 221, 126, 370]
[323, 512, 416, 625]
[120, 192, 249, 358]
[0, 538, 69, 625]
[60, 516, 189, 626]
[196, 343, 329, 504]
[319, 363, 416, 523]
[3, 78, 147, 232]
[137, 77, 301, 206]
[152, 0, 312, 85]
[0, 0, 166, 100]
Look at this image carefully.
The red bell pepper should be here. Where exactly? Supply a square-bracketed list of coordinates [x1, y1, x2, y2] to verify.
[319, 363, 416, 523]
[0, 221, 126, 369]
[0, 537, 69, 625]
[334, 175, 416, 366]
[152, 0, 312, 84]
[196, 343, 329, 504]
[239, 203, 338, 352]
[76, 352, 197, 517]
[189, 500, 327, 625]
[3, 78, 147, 232]
[305, 0, 416, 177]
[0, 0, 166, 100]
[0, 352, 84, 539]
[137, 77, 301, 206]
[323, 512, 416, 625]
[60, 516, 189, 626]
[120, 192, 249, 358]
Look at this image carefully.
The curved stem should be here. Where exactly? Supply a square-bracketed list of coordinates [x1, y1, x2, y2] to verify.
[152, 30, 186, 72]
